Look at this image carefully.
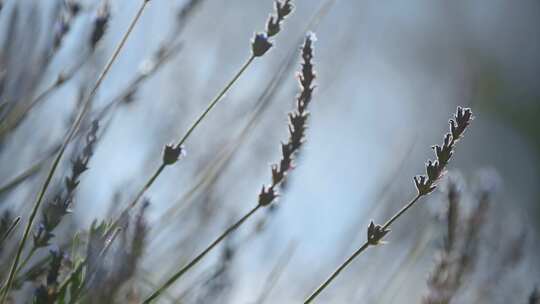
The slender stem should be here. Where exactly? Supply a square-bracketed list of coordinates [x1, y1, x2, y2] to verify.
[14, 247, 37, 276]
[99, 227, 122, 259]
[61, 55, 260, 294]
[0, 158, 47, 196]
[303, 193, 424, 304]
[0, 57, 86, 138]
[0, 143, 60, 197]
[57, 262, 82, 298]
[107, 162, 165, 233]
[0, 2, 149, 302]
[176, 55, 255, 149]
[123, 55, 256, 215]
[382, 193, 422, 230]
[143, 204, 262, 303]
[0, 217, 20, 247]
[129, 164, 166, 211]
[77, 228, 122, 301]
[304, 242, 369, 304]
[0, 85, 54, 136]
[56, 225, 122, 302]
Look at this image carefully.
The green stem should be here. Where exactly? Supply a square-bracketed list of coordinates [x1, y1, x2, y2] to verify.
[382, 194, 422, 230]
[124, 55, 256, 215]
[128, 163, 166, 212]
[143, 203, 261, 303]
[0, 154, 50, 196]
[0, 246, 37, 295]
[59, 54, 257, 299]
[15, 247, 37, 275]
[77, 228, 123, 301]
[304, 242, 369, 304]
[176, 55, 256, 149]
[303, 194, 424, 303]
[0, 56, 88, 138]
[0, 2, 149, 302]
[0, 217, 20, 247]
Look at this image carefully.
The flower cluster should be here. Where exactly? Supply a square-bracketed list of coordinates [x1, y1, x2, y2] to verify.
[365, 107, 472, 249]
[414, 107, 473, 196]
[367, 221, 391, 246]
[259, 33, 316, 207]
[34, 121, 99, 248]
[90, 2, 111, 50]
[251, 0, 294, 57]
[162, 143, 183, 166]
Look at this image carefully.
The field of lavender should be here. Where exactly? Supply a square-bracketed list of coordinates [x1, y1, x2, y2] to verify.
[0, 0, 539, 303]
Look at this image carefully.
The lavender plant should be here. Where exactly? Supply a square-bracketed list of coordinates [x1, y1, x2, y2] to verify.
[0, 1, 151, 301]
[0, 0, 106, 140]
[32, 4, 296, 301]
[143, 32, 317, 304]
[423, 180, 487, 304]
[304, 107, 473, 303]
[123, 0, 295, 215]
[0, 1, 536, 303]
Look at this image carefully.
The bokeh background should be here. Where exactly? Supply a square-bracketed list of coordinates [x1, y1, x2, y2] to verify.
[1, 0, 539, 302]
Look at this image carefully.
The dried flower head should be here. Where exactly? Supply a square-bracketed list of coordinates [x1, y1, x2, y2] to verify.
[67, 0, 81, 16]
[53, 14, 70, 52]
[367, 221, 391, 246]
[251, 32, 273, 57]
[251, 0, 294, 57]
[266, 0, 294, 37]
[51, 1, 80, 53]
[414, 107, 473, 196]
[259, 186, 277, 207]
[90, 2, 111, 50]
[162, 144, 183, 165]
[258, 33, 316, 207]
[451, 107, 472, 140]
[34, 121, 99, 248]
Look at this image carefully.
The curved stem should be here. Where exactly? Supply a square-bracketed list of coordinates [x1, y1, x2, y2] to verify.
[0, 143, 60, 197]
[0, 2, 149, 302]
[304, 242, 369, 304]
[143, 204, 261, 303]
[303, 193, 424, 303]
[0, 56, 87, 138]
[129, 163, 166, 211]
[175, 55, 255, 149]
[77, 227, 123, 301]
[14, 247, 37, 275]
[382, 193, 422, 230]
[124, 55, 256, 214]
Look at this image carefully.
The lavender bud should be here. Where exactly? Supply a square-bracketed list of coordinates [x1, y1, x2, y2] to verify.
[251, 32, 273, 57]
[163, 144, 183, 165]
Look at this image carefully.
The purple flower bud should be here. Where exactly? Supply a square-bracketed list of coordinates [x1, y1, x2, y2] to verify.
[259, 186, 277, 207]
[251, 33, 272, 57]
[163, 144, 183, 165]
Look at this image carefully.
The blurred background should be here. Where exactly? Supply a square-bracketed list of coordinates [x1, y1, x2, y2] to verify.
[0, 0, 539, 303]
